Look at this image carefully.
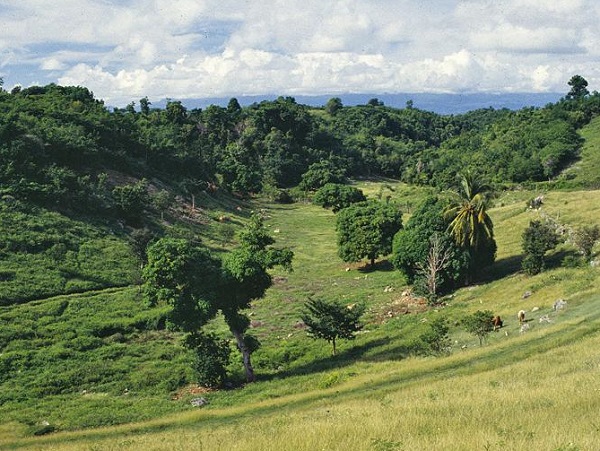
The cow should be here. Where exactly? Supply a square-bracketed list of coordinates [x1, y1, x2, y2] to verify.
[492, 315, 503, 331]
[517, 310, 526, 325]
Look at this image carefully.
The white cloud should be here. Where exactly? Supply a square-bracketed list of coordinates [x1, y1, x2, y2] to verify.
[3, 0, 600, 103]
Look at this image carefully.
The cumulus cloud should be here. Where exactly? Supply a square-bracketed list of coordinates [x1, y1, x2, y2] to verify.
[2, 0, 600, 104]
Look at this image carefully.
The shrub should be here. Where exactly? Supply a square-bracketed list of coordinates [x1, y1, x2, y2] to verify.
[522, 220, 561, 275]
[419, 317, 451, 355]
[187, 333, 231, 388]
[463, 310, 494, 346]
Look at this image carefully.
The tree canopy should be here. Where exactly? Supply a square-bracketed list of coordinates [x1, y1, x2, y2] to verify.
[336, 201, 403, 267]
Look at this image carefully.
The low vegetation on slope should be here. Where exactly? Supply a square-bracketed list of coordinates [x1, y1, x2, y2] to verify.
[1, 183, 599, 450]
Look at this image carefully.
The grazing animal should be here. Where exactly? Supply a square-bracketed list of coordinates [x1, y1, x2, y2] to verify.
[492, 315, 503, 331]
[518, 310, 526, 324]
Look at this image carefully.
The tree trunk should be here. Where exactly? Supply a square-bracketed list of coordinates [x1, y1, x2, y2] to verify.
[232, 328, 255, 383]
[332, 337, 337, 356]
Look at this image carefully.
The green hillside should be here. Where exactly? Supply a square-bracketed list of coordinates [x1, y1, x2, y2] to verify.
[2, 83, 600, 449]
[562, 114, 600, 188]
[2, 185, 599, 450]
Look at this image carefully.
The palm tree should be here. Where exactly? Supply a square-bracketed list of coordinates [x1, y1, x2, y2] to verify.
[444, 171, 496, 283]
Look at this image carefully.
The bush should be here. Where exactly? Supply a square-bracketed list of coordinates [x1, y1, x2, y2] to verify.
[522, 220, 561, 275]
[419, 317, 451, 355]
[463, 310, 494, 346]
[187, 333, 231, 388]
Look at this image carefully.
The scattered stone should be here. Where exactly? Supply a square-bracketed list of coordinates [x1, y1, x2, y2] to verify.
[401, 289, 412, 297]
[539, 315, 552, 323]
[531, 306, 540, 312]
[522, 291, 532, 299]
[553, 299, 568, 311]
[383, 285, 394, 293]
[190, 397, 209, 407]
[520, 323, 530, 333]
[345, 267, 351, 272]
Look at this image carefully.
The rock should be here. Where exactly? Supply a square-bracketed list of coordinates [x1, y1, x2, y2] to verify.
[553, 299, 567, 311]
[191, 397, 209, 407]
[520, 323, 530, 333]
[531, 306, 540, 312]
[539, 315, 551, 323]
[522, 291, 532, 299]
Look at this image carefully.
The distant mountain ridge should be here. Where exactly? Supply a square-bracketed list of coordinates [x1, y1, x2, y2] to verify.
[152, 92, 563, 115]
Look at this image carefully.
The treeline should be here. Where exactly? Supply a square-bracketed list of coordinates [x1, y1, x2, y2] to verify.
[1, 79, 599, 215]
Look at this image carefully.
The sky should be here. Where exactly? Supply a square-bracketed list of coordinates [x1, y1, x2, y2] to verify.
[1, 0, 599, 106]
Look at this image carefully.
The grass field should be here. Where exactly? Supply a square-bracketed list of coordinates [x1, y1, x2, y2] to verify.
[2, 179, 600, 450]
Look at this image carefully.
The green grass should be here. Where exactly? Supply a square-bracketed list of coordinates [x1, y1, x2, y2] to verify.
[2, 181, 600, 449]
[0, 201, 138, 305]
[562, 115, 600, 188]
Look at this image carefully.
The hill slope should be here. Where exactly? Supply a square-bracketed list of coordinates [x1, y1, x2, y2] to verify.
[2, 185, 600, 449]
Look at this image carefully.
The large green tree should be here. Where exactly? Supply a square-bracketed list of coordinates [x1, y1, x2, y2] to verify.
[392, 196, 469, 292]
[444, 172, 496, 282]
[566, 75, 590, 100]
[219, 214, 293, 382]
[313, 183, 366, 213]
[143, 238, 221, 333]
[336, 201, 403, 267]
[522, 220, 561, 275]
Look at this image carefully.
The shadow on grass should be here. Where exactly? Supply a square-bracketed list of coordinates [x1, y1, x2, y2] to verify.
[357, 259, 395, 273]
[545, 249, 581, 270]
[257, 337, 417, 383]
[480, 249, 581, 285]
[478, 255, 522, 283]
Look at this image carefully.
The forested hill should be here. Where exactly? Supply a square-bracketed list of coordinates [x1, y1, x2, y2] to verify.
[2, 82, 600, 218]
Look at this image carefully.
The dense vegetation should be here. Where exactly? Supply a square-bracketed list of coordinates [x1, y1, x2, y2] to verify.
[2, 76, 600, 445]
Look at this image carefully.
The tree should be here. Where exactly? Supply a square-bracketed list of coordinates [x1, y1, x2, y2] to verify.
[463, 310, 494, 346]
[218, 214, 293, 382]
[392, 196, 469, 291]
[325, 97, 343, 116]
[140, 96, 151, 115]
[416, 233, 454, 304]
[302, 298, 365, 355]
[336, 201, 403, 267]
[444, 171, 496, 283]
[298, 160, 346, 192]
[112, 179, 149, 225]
[566, 75, 589, 100]
[313, 183, 366, 213]
[129, 228, 155, 269]
[152, 189, 173, 220]
[186, 332, 231, 388]
[143, 238, 221, 332]
[572, 225, 600, 261]
[522, 220, 561, 275]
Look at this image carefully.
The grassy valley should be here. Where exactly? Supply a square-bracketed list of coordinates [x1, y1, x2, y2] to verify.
[2, 181, 600, 449]
[1, 84, 600, 449]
